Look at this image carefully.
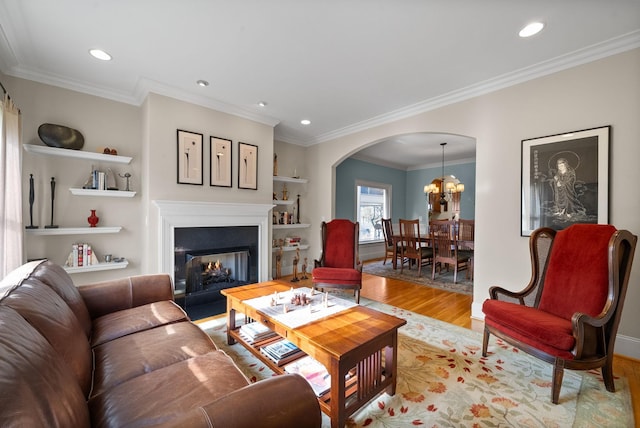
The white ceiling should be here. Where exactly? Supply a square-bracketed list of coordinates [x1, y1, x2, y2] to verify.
[1, 1, 639, 169]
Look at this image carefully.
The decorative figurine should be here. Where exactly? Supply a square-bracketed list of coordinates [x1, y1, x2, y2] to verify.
[301, 257, 308, 279]
[290, 248, 300, 282]
[88, 209, 99, 227]
[275, 246, 283, 279]
[26, 174, 38, 229]
[296, 194, 301, 224]
[118, 172, 132, 191]
[45, 177, 58, 229]
[282, 183, 288, 200]
[273, 153, 278, 176]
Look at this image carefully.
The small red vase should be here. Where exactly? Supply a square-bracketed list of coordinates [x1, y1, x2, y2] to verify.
[88, 209, 99, 227]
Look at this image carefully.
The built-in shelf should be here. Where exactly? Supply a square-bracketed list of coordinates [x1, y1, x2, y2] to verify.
[69, 188, 136, 197]
[24, 144, 132, 164]
[26, 226, 122, 236]
[272, 245, 309, 252]
[273, 199, 295, 206]
[273, 175, 308, 184]
[272, 223, 310, 230]
[63, 260, 129, 274]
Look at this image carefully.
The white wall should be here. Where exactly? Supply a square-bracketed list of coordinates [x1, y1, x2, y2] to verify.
[305, 49, 640, 358]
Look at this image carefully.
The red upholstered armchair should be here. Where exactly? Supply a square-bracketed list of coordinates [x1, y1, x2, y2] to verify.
[482, 224, 636, 404]
[312, 219, 363, 303]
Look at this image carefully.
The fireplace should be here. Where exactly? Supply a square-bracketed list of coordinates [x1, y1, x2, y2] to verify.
[154, 200, 273, 292]
[174, 226, 258, 299]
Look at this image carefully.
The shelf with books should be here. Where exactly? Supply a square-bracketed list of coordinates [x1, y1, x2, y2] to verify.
[63, 260, 129, 274]
[25, 226, 122, 236]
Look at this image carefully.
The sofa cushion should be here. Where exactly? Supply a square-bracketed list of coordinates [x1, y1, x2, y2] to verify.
[31, 260, 93, 338]
[3, 278, 93, 397]
[0, 306, 90, 428]
[91, 300, 189, 347]
[88, 351, 250, 428]
[91, 321, 217, 398]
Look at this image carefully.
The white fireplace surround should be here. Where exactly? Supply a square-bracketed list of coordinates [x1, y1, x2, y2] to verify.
[154, 200, 273, 284]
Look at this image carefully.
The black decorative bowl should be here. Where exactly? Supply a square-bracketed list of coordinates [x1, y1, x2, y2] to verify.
[38, 123, 84, 150]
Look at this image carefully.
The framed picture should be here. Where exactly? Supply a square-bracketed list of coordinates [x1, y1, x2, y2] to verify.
[210, 136, 232, 187]
[238, 142, 258, 190]
[177, 129, 203, 185]
[521, 125, 610, 236]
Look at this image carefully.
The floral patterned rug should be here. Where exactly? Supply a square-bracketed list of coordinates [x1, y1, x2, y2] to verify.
[199, 299, 633, 427]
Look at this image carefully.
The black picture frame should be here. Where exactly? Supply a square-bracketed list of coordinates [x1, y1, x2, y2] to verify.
[238, 142, 258, 190]
[177, 129, 203, 185]
[210, 136, 232, 187]
[521, 125, 610, 236]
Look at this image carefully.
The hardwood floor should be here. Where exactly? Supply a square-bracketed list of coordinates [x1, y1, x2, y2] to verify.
[274, 269, 639, 424]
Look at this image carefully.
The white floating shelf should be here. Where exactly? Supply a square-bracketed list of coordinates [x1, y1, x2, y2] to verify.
[272, 223, 310, 230]
[63, 260, 129, 274]
[26, 226, 122, 236]
[69, 188, 136, 197]
[273, 176, 308, 184]
[24, 144, 132, 164]
[273, 199, 295, 206]
[272, 245, 309, 252]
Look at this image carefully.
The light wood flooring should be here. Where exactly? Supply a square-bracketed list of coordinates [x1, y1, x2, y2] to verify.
[271, 268, 639, 424]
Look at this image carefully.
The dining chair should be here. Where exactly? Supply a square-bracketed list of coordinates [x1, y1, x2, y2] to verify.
[457, 219, 475, 280]
[398, 219, 433, 277]
[430, 220, 469, 283]
[312, 219, 362, 303]
[381, 218, 401, 268]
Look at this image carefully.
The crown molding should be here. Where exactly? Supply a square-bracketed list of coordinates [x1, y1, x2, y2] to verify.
[310, 31, 640, 146]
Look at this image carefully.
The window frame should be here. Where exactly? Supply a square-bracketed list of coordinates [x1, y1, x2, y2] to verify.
[355, 179, 392, 244]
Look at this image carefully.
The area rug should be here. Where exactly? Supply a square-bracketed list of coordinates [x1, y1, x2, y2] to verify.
[199, 300, 633, 427]
[363, 259, 473, 295]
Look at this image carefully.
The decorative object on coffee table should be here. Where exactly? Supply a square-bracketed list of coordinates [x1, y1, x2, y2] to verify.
[87, 209, 99, 227]
[37, 123, 84, 150]
[45, 177, 58, 229]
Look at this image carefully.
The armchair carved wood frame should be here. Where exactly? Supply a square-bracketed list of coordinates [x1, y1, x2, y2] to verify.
[482, 224, 636, 404]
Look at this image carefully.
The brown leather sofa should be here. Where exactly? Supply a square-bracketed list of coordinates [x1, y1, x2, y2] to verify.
[0, 260, 321, 427]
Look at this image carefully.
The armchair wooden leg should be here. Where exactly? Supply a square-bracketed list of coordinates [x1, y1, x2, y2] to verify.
[552, 358, 565, 404]
[602, 358, 616, 392]
[482, 328, 490, 357]
[355, 289, 360, 304]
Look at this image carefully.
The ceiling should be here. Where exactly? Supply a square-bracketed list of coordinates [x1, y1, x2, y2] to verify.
[1, 1, 639, 169]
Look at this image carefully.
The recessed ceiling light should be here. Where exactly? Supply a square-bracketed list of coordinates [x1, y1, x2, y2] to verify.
[258, 101, 268, 107]
[300, 119, 311, 125]
[89, 49, 112, 61]
[519, 22, 545, 38]
[196, 80, 209, 87]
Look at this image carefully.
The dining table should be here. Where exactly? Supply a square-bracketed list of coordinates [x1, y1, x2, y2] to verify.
[391, 233, 474, 271]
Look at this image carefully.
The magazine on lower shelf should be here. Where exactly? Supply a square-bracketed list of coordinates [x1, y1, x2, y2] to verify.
[239, 322, 277, 343]
[284, 355, 331, 397]
[261, 339, 300, 359]
[260, 346, 305, 366]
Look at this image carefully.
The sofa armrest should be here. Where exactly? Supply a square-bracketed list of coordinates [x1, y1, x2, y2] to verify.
[78, 274, 174, 318]
[201, 374, 321, 428]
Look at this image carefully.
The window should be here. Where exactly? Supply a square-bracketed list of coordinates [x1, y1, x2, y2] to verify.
[356, 180, 391, 243]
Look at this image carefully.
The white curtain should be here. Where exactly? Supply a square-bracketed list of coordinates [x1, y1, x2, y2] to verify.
[0, 94, 23, 277]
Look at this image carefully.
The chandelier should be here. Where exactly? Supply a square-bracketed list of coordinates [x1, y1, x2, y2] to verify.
[423, 142, 464, 205]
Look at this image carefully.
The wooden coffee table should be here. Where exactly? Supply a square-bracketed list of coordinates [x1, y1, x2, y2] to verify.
[222, 281, 406, 428]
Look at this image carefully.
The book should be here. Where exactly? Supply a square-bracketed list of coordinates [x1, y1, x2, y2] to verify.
[239, 322, 277, 344]
[262, 339, 300, 359]
[260, 347, 304, 366]
[284, 356, 331, 397]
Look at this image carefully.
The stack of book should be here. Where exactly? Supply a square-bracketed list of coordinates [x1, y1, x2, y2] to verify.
[260, 339, 304, 366]
[284, 236, 301, 247]
[65, 243, 99, 267]
[284, 355, 331, 397]
[238, 322, 277, 344]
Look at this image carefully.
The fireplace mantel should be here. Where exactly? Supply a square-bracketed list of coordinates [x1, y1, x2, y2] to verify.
[154, 200, 274, 284]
